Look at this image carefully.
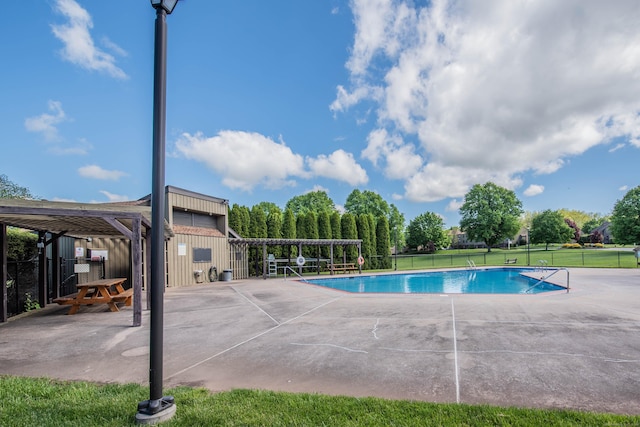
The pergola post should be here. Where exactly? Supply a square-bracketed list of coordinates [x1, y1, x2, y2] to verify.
[37, 231, 47, 307]
[51, 238, 60, 301]
[145, 232, 152, 310]
[132, 216, 143, 327]
[1, 223, 7, 322]
[262, 243, 267, 280]
[330, 244, 334, 275]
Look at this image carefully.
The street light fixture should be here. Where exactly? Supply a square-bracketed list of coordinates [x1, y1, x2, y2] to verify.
[136, 0, 179, 423]
[151, 0, 178, 14]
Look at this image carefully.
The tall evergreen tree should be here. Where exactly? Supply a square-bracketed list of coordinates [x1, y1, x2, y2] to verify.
[229, 204, 250, 237]
[317, 211, 332, 259]
[341, 213, 358, 262]
[302, 212, 318, 258]
[267, 209, 283, 257]
[357, 214, 372, 269]
[282, 208, 297, 259]
[238, 206, 251, 237]
[366, 214, 377, 269]
[330, 211, 343, 261]
[296, 214, 305, 239]
[249, 205, 267, 238]
[376, 216, 391, 269]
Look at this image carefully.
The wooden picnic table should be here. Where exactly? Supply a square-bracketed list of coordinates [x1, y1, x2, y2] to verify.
[53, 278, 132, 315]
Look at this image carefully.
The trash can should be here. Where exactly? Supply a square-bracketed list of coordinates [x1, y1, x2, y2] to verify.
[193, 270, 204, 283]
[222, 269, 233, 282]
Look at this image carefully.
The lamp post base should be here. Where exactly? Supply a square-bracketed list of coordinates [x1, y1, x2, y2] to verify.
[136, 397, 176, 425]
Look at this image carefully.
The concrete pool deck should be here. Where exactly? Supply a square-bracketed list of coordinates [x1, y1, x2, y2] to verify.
[1, 267, 639, 414]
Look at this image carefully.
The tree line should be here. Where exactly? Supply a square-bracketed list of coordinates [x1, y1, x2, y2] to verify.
[3, 174, 640, 265]
[230, 182, 640, 263]
[228, 190, 401, 269]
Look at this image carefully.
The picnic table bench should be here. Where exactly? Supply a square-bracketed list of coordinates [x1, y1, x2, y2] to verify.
[331, 263, 358, 274]
[504, 258, 517, 264]
[53, 278, 132, 315]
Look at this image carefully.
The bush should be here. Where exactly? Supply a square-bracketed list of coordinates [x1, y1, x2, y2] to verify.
[584, 243, 604, 248]
[562, 243, 583, 249]
[7, 228, 38, 260]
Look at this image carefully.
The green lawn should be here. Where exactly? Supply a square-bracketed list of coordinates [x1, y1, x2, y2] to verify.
[389, 247, 638, 270]
[1, 376, 638, 426]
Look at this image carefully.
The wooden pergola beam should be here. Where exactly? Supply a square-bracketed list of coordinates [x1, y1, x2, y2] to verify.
[0, 201, 156, 326]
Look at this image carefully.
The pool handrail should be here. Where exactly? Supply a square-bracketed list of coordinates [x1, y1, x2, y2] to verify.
[525, 267, 570, 293]
[283, 265, 308, 282]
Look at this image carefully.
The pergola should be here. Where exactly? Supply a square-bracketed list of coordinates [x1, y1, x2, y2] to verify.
[0, 199, 172, 326]
[229, 237, 363, 279]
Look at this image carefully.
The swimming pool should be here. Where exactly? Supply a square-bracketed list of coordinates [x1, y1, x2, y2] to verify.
[305, 268, 565, 294]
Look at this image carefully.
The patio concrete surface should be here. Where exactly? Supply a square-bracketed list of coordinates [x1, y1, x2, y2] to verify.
[1, 267, 639, 414]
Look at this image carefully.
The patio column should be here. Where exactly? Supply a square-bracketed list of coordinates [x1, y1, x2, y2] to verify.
[1, 223, 7, 322]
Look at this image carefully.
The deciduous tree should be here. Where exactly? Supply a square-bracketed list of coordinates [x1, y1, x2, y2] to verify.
[345, 189, 389, 218]
[0, 175, 34, 199]
[406, 212, 448, 252]
[459, 182, 523, 252]
[285, 191, 335, 216]
[610, 185, 640, 245]
[530, 210, 574, 250]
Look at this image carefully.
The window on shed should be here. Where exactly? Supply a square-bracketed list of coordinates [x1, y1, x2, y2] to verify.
[193, 248, 212, 262]
[173, 209, 220, 230]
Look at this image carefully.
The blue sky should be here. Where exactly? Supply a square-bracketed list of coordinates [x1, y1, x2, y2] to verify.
[2, 0, 639, 228]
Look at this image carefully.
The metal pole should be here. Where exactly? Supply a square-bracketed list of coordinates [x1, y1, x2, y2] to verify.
[394, 228, 398, 271]
[137, 6, 176, 421]
[150, 5, 167, 404]
[527, 228, 530, 266]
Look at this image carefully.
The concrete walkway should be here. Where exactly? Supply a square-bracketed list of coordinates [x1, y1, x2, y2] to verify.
[1, 267, 639, 414]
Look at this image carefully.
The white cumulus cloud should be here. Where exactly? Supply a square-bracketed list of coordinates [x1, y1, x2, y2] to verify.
[336, 0, 640, 202]
[175, 131, 307, 191]
[361, 128, 422, 179]
[307, 150, 368, 186]
[175, 131, 369, 191]
[78, 165, 127, 181]
[523, 184, 545, 197]
[98, 191, 129, 202]
[51, 0, 127, 79]
[24, 100, 67, 141]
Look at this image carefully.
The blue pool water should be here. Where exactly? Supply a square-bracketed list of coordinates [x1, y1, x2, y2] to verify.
[305, 268, 565, 294]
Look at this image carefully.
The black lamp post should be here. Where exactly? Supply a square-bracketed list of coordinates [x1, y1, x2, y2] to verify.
[136, 0, 178, 423]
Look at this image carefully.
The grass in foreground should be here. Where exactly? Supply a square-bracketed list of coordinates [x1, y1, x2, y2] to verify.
[1, 376, 638, 426]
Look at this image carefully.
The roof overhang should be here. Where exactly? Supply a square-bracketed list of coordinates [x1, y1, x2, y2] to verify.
[0, 199, 173, 239]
